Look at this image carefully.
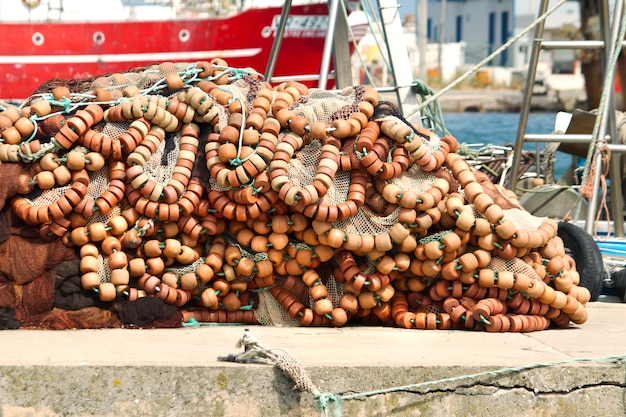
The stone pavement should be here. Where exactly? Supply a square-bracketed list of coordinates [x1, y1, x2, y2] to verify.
[1, 297, 625, 417]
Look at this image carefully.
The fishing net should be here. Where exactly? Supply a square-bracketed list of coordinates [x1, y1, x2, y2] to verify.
[0, 60, 592, 331]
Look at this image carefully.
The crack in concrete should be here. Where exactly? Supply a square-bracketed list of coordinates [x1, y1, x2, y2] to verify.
[336, 380, 626, 398]
[473, 381, 626, 395]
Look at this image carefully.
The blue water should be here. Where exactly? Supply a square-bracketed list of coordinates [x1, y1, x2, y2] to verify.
[442, 112, 571, 178]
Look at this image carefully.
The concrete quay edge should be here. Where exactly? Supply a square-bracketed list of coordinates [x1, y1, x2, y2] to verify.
[1, 302, 625, 417]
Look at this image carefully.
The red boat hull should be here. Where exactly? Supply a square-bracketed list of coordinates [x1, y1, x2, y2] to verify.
[0, 4, 341, 101]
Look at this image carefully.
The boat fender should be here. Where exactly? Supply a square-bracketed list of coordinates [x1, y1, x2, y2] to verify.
[557, 221, 605, 302]
[22, 0, 40, 8]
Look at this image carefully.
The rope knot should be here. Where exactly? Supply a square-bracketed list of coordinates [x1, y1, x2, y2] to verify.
[315, 392, 343, 417]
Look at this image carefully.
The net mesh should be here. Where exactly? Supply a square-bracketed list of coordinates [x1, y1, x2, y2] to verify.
[255, 291, 300, 326]
[0, 60, 592, 331]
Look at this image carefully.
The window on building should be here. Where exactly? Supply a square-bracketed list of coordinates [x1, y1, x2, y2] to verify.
[488, 12, 496, 52]
[500, 11, 509, 66]
[552, 49, 575, 74]
[486, 11, 496, 64]
[456, 15, 462, 42]
[546, 29, 576, 74]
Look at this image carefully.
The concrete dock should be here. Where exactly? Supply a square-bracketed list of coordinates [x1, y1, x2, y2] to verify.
[1, 296, 625, 417]
[434, 89, 587, 113]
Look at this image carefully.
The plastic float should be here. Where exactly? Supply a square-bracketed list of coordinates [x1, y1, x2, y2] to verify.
[0, 60, 591, 331]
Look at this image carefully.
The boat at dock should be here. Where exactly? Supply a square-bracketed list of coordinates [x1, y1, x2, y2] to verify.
[0, 0, 367, 101]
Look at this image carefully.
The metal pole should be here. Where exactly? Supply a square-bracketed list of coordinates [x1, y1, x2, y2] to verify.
[264, 0, 292, 83]
[606, 0, 624, 238]
[585, 0, 624, 237]
[318, 0, 340, 88]
[418, 0, 427, 81]
[508, 0, 549, 191]
[586, 138, 607, 231]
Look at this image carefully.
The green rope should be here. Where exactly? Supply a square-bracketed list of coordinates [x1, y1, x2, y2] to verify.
[72, 92, 100, 102]
[238, 302, 255, 310]
[181, 64, 202, 84]
[249, 283, 277, 293]
[19, 138, 62, 163]
[47, 96, 73, 113]
[227, 66, 264, 81]
[23, 116, 39, 143]
[411, 79, 450, 136]
[182, 319, 247, 327]
[250, 180, 264, 195]
[418, 230, 450, 245]
[210, 65, 233, 84]
[315, 352, 626, 416]
[316, 393, 342, 417]
[134, 218, 153, 237]
[455, 142, 475, 157]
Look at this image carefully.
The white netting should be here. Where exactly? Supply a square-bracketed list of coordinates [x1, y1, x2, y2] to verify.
[87, 62, 183, 99]
[98, 254, 112, 284]
[503, 207, 547, 231]
[87, 167, 121, 226]
[26, 185, 69, 208]
[488, 256, 541, 281]
[171, 253, 207, 277]
[142, 131, 180, 185]
[255, 291, 300, 326]
[289, 140, 326, 191]
[291, 88, 360, 123]
[334, 204, 400, 238]
[394, 164, 438, 194]
[27, 165, 120, 227]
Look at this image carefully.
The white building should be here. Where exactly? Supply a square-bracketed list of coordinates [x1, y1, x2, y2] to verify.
[426, 0, 515, 67]
[357, 0, 585, 90]
[422, 0, 584, 89]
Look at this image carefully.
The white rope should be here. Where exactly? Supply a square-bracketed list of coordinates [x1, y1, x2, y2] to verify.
[218, 329, 321, 396]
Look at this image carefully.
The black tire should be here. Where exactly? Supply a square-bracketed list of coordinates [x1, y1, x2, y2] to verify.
[609, 268, 626, 302]
[557, 221, 604, 302]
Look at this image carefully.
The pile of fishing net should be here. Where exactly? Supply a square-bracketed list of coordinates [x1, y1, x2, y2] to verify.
[0, 60, 590, 331]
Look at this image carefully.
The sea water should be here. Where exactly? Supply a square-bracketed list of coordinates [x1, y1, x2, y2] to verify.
[442, 112, 572, 178]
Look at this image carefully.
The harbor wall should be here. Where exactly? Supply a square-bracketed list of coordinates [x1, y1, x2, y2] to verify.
[1, 362, 624, 416]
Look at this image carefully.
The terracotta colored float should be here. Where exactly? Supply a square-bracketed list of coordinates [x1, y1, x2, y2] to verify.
[0, 59, 590, 331]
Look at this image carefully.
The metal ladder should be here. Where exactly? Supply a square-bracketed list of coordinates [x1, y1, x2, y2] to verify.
[510, 0, 626, 237]
[263, 0, 354, 89]
[263, 0, 421, 125]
